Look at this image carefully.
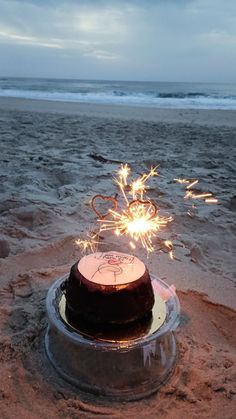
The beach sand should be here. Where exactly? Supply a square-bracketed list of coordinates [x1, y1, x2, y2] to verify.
[0, 97, 235, 418]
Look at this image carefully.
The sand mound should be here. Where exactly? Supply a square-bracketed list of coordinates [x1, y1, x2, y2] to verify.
[0, 269, 235, 418]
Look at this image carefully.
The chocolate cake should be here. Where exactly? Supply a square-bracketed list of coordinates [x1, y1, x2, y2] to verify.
[63, 251, 155, 325]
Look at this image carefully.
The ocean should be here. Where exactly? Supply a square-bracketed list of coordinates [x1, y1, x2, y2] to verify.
[0, 78, 236, 110]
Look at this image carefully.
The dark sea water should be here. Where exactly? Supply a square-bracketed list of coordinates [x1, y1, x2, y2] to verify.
[0, 77, 236, 110]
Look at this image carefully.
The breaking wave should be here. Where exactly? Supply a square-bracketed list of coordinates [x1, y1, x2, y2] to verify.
[0, 78, 236, 110]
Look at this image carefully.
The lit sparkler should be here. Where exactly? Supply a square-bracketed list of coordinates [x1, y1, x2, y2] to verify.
[90, 165, 173, 253]
[76, 168, 218, 258]
[99, 200, 172, 252]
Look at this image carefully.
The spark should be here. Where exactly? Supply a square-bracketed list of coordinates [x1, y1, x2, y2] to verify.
[118, 163, 130, 186]
[185, 191, 213, 200]
[192, 192, 213, 199]
[174, 178, 190, 184]
[175, 177, 218, 206]
[99, 206, 172, 253]
[75, 232, 100, 253]
[178, 177, 218, 205]
[205, 198, 218, 203]
[129, 241, 136, 250]
[92, 164, 172, 253]
[76, 165, 218, 258]
[130, 166, 159, 200]
[115, 177, 129, 206]
[164, 240, 174, 260]
[186, 179, 199, 189]
[131, 178, 146, 198]
[75, 238, 94, 252]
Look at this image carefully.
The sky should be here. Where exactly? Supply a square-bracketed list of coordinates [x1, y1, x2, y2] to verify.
[0, 0, 236, 82]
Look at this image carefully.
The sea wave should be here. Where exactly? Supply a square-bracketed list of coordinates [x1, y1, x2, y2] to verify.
[0, 87, 236, 110]
[157, 92, 209, 98]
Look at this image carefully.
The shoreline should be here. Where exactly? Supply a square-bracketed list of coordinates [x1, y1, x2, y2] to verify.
[1, 96, 236, 126]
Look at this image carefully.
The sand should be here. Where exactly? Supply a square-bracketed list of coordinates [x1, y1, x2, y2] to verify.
[0, 97, 235, 418]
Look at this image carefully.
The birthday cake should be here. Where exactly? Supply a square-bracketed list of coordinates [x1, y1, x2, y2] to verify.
[64, 251, 155, 325]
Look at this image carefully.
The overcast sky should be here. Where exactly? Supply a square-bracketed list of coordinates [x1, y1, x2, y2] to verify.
[0, 0, 235, 82]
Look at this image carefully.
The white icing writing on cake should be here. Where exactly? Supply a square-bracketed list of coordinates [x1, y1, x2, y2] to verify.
[78, 251, 145, 285]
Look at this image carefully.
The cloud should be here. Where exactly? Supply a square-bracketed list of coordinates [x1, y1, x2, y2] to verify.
[84, 49, 119, 60]
[0, 29, 63, 49]
[0, 26, 121, 62]
[0, 0, 127, 62]
[77, 9, 126, 36]
[197, 30, 236, 47]
[0, 0, 236, 81]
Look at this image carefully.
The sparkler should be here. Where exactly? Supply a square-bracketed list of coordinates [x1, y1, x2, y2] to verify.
[77, 166, 218, 257]
[96, 165, 172, 253]
[78, 165, 173, 254]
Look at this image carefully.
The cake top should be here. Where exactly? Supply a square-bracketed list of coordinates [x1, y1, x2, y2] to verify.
[77, 251, 146, 285]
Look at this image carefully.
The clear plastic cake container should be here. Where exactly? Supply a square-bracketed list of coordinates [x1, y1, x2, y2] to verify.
[45, 275, 180, 401]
